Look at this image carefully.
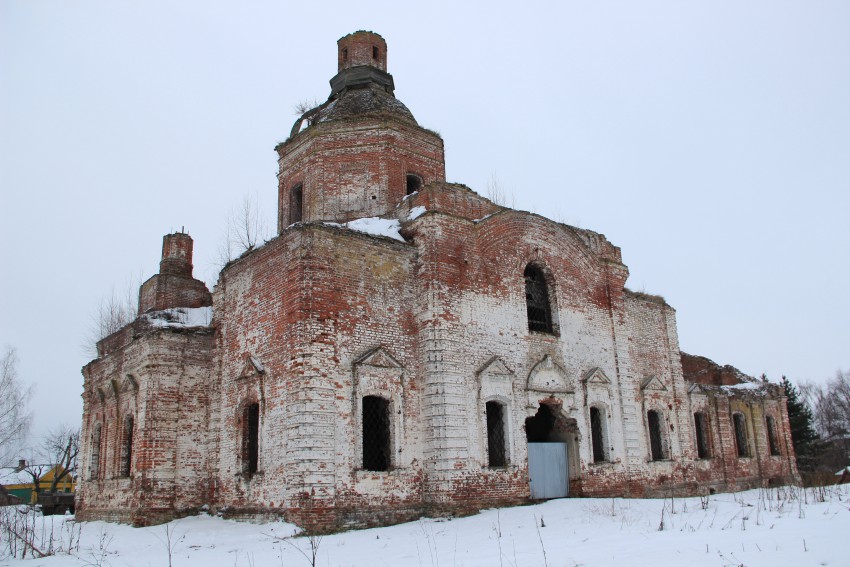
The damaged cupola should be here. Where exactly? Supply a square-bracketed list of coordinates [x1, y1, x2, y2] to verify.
[137, 232, 212, 314]
[276, 31, 446, 229]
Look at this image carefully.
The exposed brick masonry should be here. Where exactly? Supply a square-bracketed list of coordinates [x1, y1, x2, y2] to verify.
[77, 31, 798, 533]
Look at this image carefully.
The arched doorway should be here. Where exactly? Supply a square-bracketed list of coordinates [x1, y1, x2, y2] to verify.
[525, 402, 578, 498]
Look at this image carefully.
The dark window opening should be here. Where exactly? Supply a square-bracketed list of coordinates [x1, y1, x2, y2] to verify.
[694, 412, 711, 459]
[90, 424, 102, 480]
[590, 407, 607, 463]
[362, 396, 391, 471]
[372, 46, 379, 59]
[486, 401, 507, 467]
[342, 47, 348, 62]
[525, 404, 556, 442]
[647, 410, 665, 461]
[766, 415, 780, 456]
[406, 174, 422, 195]
[243, 403, 260, 476]
[120, 416, 134, 478]
[733, 413, 750, 457]
[289, 184, 303, 224]
[524, 264, 553, 333]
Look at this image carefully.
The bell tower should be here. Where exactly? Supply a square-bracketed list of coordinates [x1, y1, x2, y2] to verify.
[276, 31, 446, 230]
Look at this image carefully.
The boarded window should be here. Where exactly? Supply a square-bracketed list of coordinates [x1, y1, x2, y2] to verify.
[647, 410, 666, 461]
[486, 401, 507, 467]
[590, 406, 608, 463]
[733, 413, 750, 457]
[362, 396, 391, 471]
[694, 412, 711, 459]
[406, 173, 422, 195]
[289, 184, 303, 224]
[765, 415, 780, 456]
[119, 416, 134, 478]
[90, 423, 102, 480]
[243, 403, 260, 476]
[524, 264, 553, 333]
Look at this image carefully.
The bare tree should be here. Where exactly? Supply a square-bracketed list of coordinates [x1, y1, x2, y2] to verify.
[85, 277, 140, 357]
[486, 173, 516, 208]
[19, 425, 80, 499]
[19, 461, 48, 498]
[802, 370, 850, 439]
[217, 194, 271, 267]
[294, 97, 320, 116]
[42, 425, 79, 493]
[0, 346, 32, 468]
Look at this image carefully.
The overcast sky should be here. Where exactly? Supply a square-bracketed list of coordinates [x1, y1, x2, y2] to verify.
[1, 1, 848, 440]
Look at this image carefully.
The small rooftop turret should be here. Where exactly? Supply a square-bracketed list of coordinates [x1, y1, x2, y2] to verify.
[159, 231, 194, 277]
[276, 31, 446, 228]
[337, 31, 387, 72]
[138, 232, 212, 314]
[330, 31, 394, 97]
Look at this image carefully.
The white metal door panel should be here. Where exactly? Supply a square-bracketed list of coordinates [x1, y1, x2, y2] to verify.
[528, 442, 568, 499]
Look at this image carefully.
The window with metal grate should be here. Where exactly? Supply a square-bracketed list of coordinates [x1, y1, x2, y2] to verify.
[733, 413, 750, 457]
[524, 264, 553, 333]
[243, 403, 260, 476]
[90, 423, 102, 480]
[766, 415, 780, 456]
[694, 411, 711, 459]
[119, 416, 134, 478]
[486, 401, 507, 466]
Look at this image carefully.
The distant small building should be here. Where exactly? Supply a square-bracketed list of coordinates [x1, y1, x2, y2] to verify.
[0, 464, 76, 504]
[0, 485, 22, 506]
[836, 467, 850, 485]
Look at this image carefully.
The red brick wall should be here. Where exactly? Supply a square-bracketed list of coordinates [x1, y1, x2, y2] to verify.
[78, 330, 214, 525]
[337, 31, 387, 72]
[276, 118, 445, 229]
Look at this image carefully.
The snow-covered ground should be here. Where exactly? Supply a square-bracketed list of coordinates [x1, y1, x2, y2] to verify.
[3, 485, 848, 566]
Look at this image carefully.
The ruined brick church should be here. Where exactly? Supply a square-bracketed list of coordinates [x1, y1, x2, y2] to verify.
[77, 31, 798, 531]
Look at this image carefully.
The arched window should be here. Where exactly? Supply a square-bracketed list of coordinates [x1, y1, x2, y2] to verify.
[406, 173, 422, 195]
[89, 423, 102, 480]
[590, 406, 609, 463]
[524, 264, 553, 333]
[242, 403, 260, 477]
[647, 410, 667, 461]
[119, 415, 134, 478]
[289, 183, 303, 224]
[733, 413, 750, 457]
[485, 401, 508, 467]
[765, 415, 780, 456]
[693, 412, 711, 459]
[362, 395, 391, 471]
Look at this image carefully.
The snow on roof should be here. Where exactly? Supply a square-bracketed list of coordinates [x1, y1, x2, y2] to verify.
[142, 306, 213, 329]
[836, 466, 850, 476]
[325, 217, 405, 242]
[408, 205, 427, 220]
[720, 381, 764, 392]
[0, 468, 34, 486]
